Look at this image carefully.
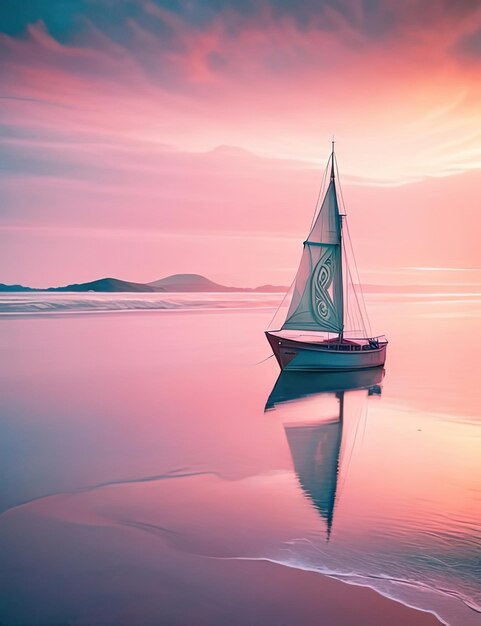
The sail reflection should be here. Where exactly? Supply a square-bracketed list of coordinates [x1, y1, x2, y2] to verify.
[285, 409, 342, 538]
[267, 368, 384, 540]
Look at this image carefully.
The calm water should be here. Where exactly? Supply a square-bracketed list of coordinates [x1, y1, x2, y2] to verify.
[0, 291, 480, 625]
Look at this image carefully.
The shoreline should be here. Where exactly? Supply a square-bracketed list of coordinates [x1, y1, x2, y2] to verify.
[204, 557, 443, 626]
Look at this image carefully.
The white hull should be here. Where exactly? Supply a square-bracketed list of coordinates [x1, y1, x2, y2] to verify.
[266, 332, 387, 372]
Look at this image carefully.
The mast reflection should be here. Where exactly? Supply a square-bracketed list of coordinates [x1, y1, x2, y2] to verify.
[266, 367, 384, 540]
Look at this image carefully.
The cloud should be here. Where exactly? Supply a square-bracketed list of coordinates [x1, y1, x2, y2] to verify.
[2, 8, 480, 178]
[455, 26, 481, 59]
[2, 1, 480, 40]
[0, 0, 480, 285]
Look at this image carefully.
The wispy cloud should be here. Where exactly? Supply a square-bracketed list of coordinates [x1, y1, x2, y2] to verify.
[1, 1, 480, 284]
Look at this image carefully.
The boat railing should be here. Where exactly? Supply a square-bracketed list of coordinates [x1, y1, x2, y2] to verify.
[276, 333, 387, 351]
[318, 342, 380, 352]
[287, 333, 386, 342]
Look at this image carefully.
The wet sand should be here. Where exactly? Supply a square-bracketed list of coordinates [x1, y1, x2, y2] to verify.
[0, 502, 441, 626]
[166, 557, 443, 626]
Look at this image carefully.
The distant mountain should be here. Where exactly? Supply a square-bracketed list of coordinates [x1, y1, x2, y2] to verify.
[2, 275, 472, 295]
[0, 274, 287, 293]
[149, 274, 286, 292]
[148, 273, 230, 292]
[47, 277, 162, 293]
[0, 283, 35, 292]
[254, 284, 288, 293]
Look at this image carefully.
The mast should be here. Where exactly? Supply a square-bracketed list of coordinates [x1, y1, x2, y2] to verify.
[330, 139, 336, 182]
[332, 140, 344, 343]
[327, 389, 344, 540]
[280, 144, 345, 335]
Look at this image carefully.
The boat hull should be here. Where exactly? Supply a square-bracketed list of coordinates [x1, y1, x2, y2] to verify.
[266, 332, 387, 372]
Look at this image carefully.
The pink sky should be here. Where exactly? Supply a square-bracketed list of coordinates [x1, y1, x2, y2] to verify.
[1, 1, 480, 287]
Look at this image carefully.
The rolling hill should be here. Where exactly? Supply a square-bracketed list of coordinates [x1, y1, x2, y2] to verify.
[0, 274, 286, 293]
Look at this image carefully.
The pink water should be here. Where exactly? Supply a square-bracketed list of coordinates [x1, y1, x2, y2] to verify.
[0, 290, 479, 625]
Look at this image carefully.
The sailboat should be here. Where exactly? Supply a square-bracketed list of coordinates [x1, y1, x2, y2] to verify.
[266, 143, 387, 372]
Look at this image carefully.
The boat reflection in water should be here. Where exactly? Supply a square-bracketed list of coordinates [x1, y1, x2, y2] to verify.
[266, 367, 384, 540]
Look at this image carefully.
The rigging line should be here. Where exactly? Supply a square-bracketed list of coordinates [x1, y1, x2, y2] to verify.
[345, 250, 368, 336]
[343, 236, 352, 332]
[342, 237, 348, 330]
[344, 255, 355, 334]
[342, 232, 365, 335]
[333, 154, 347, 214]
[308, 156, 329, 233]
[336, 396, 365, 506]
[360, 399, 369, 446]
[334, 154, 372, 336]
[352, 284, 360, 333]
[335, 153, 366, 334]
[351, 301, 357, 334]
[347, 309, 355, 336]
[345, 219, 370, 331]
[343, 224, 371, 334]
[253, 353, 274, 365]
[353, 276, 363, 334]
[345, 288, 352, 331]
[266, 277, 296, 330]
[345, 220, 372, 336]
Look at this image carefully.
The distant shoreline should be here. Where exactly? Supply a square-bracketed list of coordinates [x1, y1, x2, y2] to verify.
[0, 273, 287, 294]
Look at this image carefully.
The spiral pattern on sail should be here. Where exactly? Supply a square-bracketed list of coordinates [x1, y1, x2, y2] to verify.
[311, 251, 337, 326]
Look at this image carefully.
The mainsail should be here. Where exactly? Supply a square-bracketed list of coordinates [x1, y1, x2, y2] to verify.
[282, 158, 344, 334]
